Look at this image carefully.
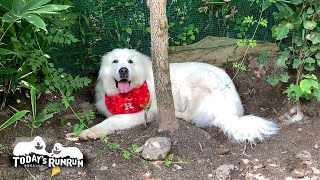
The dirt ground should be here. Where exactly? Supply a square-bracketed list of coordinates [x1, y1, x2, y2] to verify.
[0, 53, 320, 180]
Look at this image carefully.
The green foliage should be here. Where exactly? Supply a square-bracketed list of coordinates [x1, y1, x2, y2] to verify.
[259, 51, 270, 64]
[73, 110, 95, 136]
[285, 74, 319, 101]
[232, 62, 247, 71]
[26, 87, 56, 128]
[172, 24, 199, 46]
[100, 135, 141, 161]
[265, 0, 320, 102]
[164, 153, 174, 167]
[0, 0, 92, 131]
[2, 0, 71, 31]
[0, 110, 29, 131]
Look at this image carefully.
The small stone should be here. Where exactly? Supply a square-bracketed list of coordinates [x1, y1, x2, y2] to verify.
[315, 144, 319, 149]
[215, 146, 229, 155]
[79, 102, 96, 112]
[292, 168, 305, 178]
[141, 137, 171, 160]
[112, 164, 116, 167]
[291, 111, 303, 122]
[172, 164, 183, 170]
[208, 174, 213, 178]
[39, 165, 49, 171]
[214, 164, 235, 180]
[66, 122, 72, 126]
[298, 128, 303, 132]
[99, 165, 108, 171]
[289, 107, 297, 114]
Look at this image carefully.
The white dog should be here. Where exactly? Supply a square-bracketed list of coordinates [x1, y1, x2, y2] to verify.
[79, 48, 278, 143]
[51, 143, 83, 159]
[13, 136, 48, 156]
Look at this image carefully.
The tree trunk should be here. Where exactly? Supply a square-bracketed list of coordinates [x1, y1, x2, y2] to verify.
[147, 0, 178, 133]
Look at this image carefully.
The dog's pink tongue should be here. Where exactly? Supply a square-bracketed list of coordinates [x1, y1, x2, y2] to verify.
[118, 81, 130, 93]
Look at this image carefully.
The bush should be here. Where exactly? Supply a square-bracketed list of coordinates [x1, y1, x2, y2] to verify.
[0, 0, 91, 131]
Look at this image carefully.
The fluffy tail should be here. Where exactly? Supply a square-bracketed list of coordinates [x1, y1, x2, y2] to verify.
[215, 115, 278, 143]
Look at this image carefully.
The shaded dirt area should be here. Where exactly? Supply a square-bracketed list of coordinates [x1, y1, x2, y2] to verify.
[0, 53, 320, 180]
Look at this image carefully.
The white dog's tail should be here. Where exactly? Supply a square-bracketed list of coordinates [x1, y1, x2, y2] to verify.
[215, 115, 278, 142]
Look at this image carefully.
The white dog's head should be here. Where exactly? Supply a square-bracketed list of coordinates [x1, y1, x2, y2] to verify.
[52, 143, 63, 155]
[33, 136, 46, 150]
[99, 48, 151, 95]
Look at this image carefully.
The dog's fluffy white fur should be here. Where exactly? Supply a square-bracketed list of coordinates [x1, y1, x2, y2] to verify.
[79, 48, 278, 142]
[13, 136, 48, 156]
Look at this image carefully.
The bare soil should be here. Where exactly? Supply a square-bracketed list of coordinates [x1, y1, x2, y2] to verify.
[0, 53, 320, 180]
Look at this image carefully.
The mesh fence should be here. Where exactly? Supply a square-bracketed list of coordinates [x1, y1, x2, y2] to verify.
[51, 0, 276, 75]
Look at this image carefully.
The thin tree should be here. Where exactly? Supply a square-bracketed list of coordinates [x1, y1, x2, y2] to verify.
[147, 0, 178, 133]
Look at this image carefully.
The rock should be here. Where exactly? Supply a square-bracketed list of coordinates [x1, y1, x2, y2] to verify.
[169, 36, 278, 66]
[292, 168, 306, 178]
[172, 164, 183, 171]
[99, 165, 108, 171]
[214, 164, 236, 180]
[141, 137, 171, 160]
[215, 145, 229, 155]
[79, 102, 95, 112]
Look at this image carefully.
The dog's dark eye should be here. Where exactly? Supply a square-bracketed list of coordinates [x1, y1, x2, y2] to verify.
[128, 59, 133, 64]
[112, 60, 118, 63]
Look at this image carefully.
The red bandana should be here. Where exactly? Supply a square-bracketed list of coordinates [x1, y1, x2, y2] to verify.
[105, 81, 150, 115]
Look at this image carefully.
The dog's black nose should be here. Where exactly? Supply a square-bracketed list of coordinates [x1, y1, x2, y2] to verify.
[37, 142, 40, 145]
[119, 67, 129, 78]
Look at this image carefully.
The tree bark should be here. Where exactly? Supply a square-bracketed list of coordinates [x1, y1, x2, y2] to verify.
[147, 0, 178, 133]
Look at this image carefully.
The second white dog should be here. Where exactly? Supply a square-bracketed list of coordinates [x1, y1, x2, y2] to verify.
[79, 48, 278, 143]
[51, 143, 83, 159]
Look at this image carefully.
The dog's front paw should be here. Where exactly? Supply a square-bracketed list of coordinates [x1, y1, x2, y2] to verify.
[79, 127, 105, 140]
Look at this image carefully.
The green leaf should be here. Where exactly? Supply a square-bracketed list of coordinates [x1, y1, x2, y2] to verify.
[22, 0, 51, 12]
[28, 4, 71, 14]
[309, 32, 320, 44]
[13, 0, 26, 16]
[292, 58, 302, 69]
[313, 85, 320, 101]
[30, 86, 37, 121]
[0, 48, 16, 55]
[285, 84, 303, 101]
[267, 74, 280, 86]
[276, 56, 288, 67]
[0, 67, 17, 74]
[190, 35, 195, 40]
[259, 51, 269, 64]
[146, 27, 151, 33]
[304, 64, 315, 71]
[22, 14, 47, 31]
[280, 73, 290, 82]
[0, 0, 13, 10]
[303, 21, 317, 30]
[2, 11, 21, 22]
[126, 27, 132, 35]
[0, 110, 29, 131]
[122, 150, 131, 159]
[275, 23, 293, 40]
[315, 52, 320, 60]
[300, 79, 318, 94]
[305, 57, 315, 64]
[289, 0, 303, 5]
[262, 0, 271, 11]
[307, 7, 314, 14]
